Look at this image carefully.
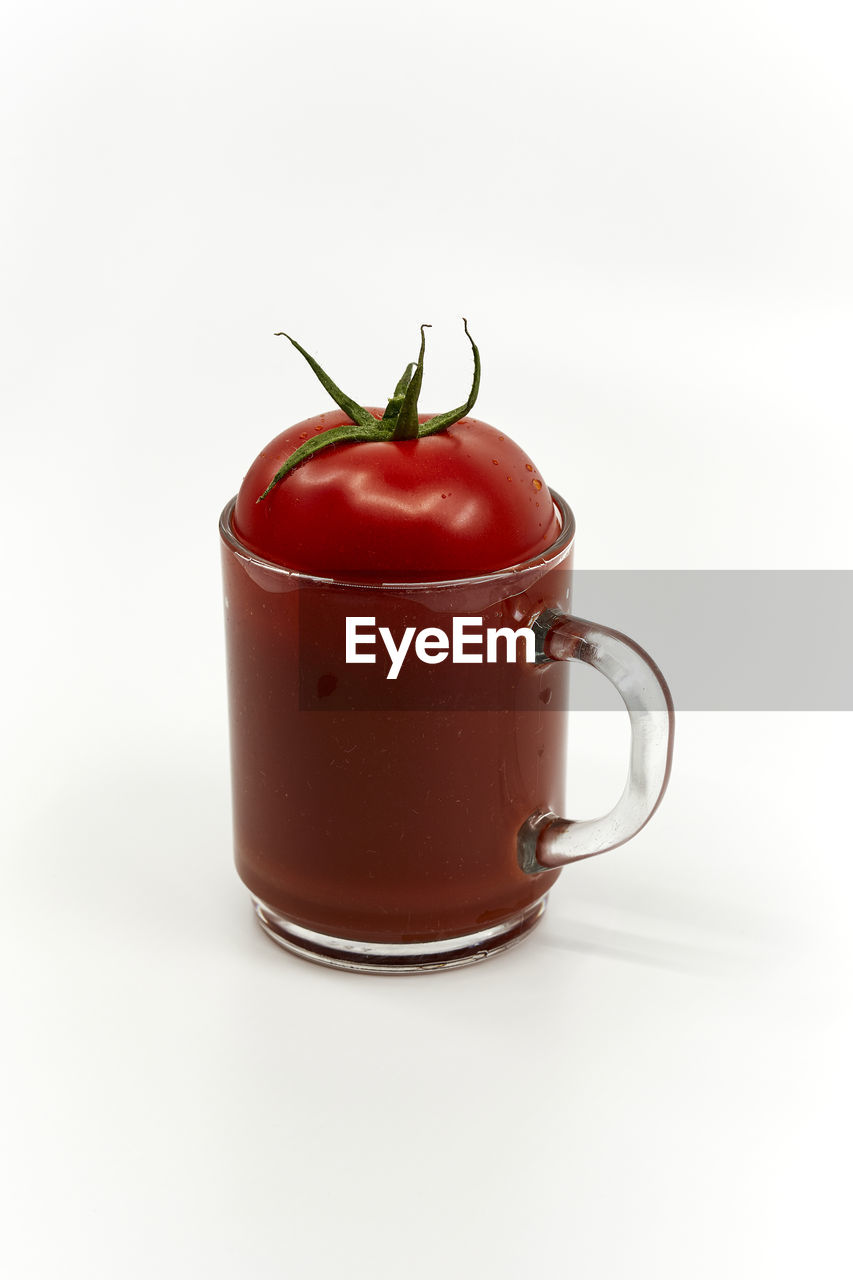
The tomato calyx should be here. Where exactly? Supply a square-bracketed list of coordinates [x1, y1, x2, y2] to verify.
[257, 320, 481, 501]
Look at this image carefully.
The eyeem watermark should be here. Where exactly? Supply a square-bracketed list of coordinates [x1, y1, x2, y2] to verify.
[346, 616, 536, 680]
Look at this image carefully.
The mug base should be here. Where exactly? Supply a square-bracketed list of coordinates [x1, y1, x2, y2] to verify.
[251, 895, 548, 974]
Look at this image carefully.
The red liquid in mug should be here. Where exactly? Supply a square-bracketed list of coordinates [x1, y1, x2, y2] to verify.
[221, 507, 572, 944]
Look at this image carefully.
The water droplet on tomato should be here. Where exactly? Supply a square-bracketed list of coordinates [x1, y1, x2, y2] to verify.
[300, 432, 309, 439]
[525, 463, 534, 472]
[492, 459, 499, 465]
[532, 478, 543, 491]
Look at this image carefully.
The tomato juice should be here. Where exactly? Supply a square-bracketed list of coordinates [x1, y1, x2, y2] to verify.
[220, 497, 574, 947]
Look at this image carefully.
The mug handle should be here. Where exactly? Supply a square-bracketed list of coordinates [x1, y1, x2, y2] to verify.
[518, 609, 675, 874]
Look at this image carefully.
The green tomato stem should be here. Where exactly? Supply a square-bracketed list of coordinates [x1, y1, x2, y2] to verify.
[382, 363, 417, 425]
[257, 321, 480, 500]
[417, 318, 480, 437]
[390, 324, 430, 441]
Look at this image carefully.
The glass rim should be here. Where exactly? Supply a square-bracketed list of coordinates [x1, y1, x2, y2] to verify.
[218, 487, 575, 591]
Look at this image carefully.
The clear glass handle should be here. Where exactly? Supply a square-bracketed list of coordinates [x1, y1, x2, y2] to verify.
[518, 609, 675, 874]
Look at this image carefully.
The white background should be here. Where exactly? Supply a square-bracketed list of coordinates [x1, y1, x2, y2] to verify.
[2, 2, 852, 1276]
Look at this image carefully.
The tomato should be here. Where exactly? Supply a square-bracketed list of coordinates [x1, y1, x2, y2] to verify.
[232, 325, 561, 581]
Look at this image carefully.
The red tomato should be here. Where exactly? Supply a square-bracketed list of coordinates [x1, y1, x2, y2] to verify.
[231, 324, 561, 581]
[234, 409, 560, 580]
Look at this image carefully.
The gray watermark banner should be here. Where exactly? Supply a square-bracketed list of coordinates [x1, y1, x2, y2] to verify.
[569, 570, 852, 710]
[295, 571, 853, 711]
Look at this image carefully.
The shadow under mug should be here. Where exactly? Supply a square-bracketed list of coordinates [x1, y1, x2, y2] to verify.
[219, 490, 674, 973]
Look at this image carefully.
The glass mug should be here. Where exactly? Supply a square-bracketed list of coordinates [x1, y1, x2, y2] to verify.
[219, 490, 674, 973]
